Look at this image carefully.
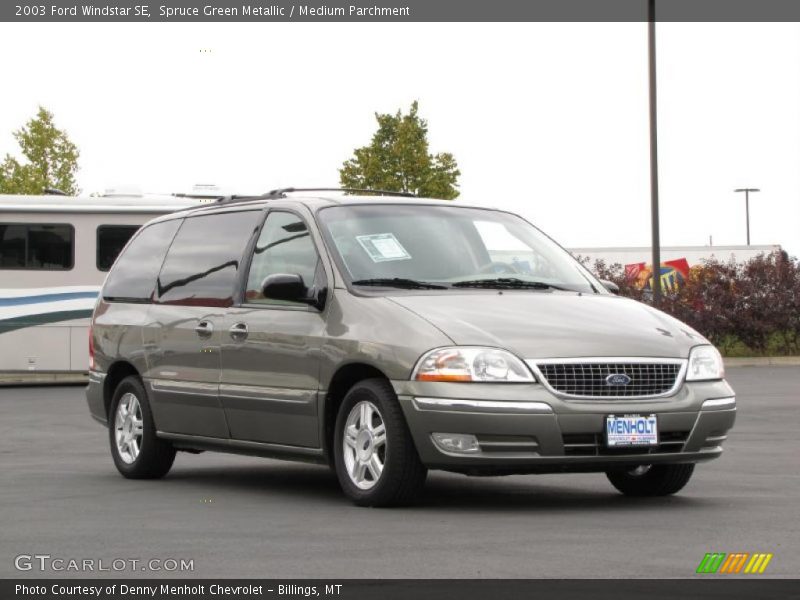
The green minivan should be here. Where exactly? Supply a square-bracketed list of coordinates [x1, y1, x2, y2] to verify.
[86, 189, 736, 506]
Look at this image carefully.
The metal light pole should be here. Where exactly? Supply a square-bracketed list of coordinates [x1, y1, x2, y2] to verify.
[733, 188, 759, 246]
[648, 0, 662, 305]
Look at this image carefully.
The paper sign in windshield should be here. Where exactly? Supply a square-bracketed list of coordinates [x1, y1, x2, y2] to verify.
[356, 233, 412, 262]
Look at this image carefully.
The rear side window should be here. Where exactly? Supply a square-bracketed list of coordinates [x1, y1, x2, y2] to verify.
[103, 219, 181, 302]
[97, 225, 141, 271]
[0, 223, 73, 270]
[156, 211, 261, 307]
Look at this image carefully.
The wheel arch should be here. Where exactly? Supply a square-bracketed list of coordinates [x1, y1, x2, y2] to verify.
[322, 362, 391, 464]
[103, 361, 141, 422]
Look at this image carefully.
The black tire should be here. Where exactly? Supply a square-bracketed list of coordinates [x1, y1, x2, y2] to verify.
[606, 463, 695, 497]
[333, 378, 427, 507]
[108, 375, 176, 479]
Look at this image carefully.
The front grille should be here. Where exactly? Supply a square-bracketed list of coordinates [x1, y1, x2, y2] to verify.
[562, 431, 689, 456]
[534, 361, 684, 399]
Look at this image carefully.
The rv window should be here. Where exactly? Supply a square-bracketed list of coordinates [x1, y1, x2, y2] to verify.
[97, 225, 141, 271]
[103, 219, 181, 302]
[156, 211, 261, 307]
[0, 223, 73, 270]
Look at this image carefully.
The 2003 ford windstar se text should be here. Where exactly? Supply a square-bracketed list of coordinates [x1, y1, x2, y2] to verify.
[85, 189, 736, 506]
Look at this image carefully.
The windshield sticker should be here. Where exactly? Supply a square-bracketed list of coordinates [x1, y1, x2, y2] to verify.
[356, 233, 412, 262]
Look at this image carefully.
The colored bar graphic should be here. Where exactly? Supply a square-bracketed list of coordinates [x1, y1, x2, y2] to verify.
[719, 553, 748, 573]
[698, 552, 773, 574]
[758, 554, 774, 573]
[744, 553, 774, 574]
[697, 553, 726, 574]
[696, 553, 713, 573]
[733, 553, 749, 573]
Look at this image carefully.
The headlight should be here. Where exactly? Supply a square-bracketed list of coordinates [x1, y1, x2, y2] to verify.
[686, 345, 725, 381]
[412, 347, 535, 382]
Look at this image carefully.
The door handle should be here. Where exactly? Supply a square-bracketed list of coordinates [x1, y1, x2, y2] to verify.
[228, 322, 249, 341]
[194, 321, 214, 336]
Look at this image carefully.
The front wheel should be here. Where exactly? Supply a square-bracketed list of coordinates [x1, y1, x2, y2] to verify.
[109, 375, 176, 479]
[606, 463, 695, 497]
[333, 379, 427, 507]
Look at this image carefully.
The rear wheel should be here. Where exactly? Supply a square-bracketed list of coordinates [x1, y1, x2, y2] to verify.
[109, 376, 175, 479]
[606, 463, 695, 497]
[334, 379, 427, 507]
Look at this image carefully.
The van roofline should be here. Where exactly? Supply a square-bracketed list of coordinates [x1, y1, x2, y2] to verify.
[163, 194, 501, 219]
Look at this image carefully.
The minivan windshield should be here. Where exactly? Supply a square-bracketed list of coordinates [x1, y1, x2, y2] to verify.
[317, 204, 602, 294]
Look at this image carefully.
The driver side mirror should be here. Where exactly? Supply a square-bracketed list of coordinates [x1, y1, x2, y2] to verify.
[261, 273, 326, 310]
[600, 279, 620, 294]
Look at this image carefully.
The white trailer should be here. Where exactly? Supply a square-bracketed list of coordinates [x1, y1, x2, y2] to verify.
[0, 193, 209, 374]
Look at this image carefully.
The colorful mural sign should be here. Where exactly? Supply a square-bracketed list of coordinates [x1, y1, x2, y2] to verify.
[625, 258, 691, 292]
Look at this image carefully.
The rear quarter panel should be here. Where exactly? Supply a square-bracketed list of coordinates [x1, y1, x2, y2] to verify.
[92, 300, 150, 376]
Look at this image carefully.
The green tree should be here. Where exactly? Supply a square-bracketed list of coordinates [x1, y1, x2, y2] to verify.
[0, 106, 80, 195]
[339, 101, 460, 199]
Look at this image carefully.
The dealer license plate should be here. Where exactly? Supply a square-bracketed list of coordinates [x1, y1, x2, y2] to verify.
[605, 414, 658, 447]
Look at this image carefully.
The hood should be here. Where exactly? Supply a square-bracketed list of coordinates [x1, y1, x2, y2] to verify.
[389, 291, 707, 359]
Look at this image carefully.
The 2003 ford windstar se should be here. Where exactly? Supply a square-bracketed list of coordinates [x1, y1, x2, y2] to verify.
[86, 189, 736, 506]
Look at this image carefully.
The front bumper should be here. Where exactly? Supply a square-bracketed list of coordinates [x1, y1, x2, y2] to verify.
[393, 379, 736, 474]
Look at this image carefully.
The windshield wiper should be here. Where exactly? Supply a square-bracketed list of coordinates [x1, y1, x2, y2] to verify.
[451, 277, 575, 291]
[351, 277, 448, 290]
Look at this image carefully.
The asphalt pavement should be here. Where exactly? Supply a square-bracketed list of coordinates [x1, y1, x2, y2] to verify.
[0, 367, 797, 579]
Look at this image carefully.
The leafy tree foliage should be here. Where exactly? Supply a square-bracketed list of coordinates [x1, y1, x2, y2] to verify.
[0, 107, 80, 195]
[339, 101, 460, 199]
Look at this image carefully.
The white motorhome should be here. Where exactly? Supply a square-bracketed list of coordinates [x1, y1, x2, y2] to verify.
[0, 193, 211, 374]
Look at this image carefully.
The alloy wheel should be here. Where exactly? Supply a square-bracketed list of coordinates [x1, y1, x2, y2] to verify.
[114, 392, 143, 464]
[342, 400, 387, 490]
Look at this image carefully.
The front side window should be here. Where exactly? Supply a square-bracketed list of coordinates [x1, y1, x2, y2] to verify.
[245, 211, 320, 305]
[156, 211, 261, 307]
[317, 204, 601, 293]
[103, 219, 181, 302]
[0, 223, 73, 270]
[97, 225, 141, 271]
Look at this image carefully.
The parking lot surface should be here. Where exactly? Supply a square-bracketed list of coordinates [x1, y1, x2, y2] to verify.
[0, 367, 797, 578]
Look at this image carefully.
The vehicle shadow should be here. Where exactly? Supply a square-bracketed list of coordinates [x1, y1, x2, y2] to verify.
[164, 461, 343, 500]
[420, 476, 709, 512]
[162, 461, 716, 512]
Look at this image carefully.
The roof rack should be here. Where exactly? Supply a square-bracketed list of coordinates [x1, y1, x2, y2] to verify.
[268, 187, 416, 198]
[214, 187, 415, 206]
[213, 193, 280, 205]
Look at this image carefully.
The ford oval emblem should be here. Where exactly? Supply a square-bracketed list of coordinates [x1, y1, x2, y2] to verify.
[606, 373, 632, 386]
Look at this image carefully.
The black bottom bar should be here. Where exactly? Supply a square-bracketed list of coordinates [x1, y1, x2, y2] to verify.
[3, 579, 798, 600]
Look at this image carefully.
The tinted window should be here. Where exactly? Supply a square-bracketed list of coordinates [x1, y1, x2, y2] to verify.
[157, 211, 261, 307]
[0, 223, 73, 270]
[97, 225, 140, 271]
[103, 219, 181, 302]
[245, 212, 320, 305]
